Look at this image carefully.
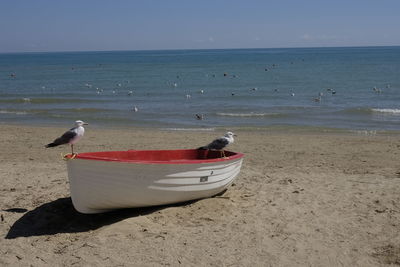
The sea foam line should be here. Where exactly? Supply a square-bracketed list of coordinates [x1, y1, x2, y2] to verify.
[216, 112, 280, 117]
[161, 128, 216, 131]
[371, 108, 400, 114]
[0, 110, 28, 115]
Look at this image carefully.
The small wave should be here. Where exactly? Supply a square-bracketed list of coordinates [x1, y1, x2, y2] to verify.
[0, 110, 28, 115]
[68, 108, 114, 113]
[161, 128, 215, 131]
[341, 107, 372, 115]
[350, 130, 378, 136]
[343, 108, 400, 115]
[216, 112, 281, 117]
[371, 108, 400, 115]
[0, 98, 105, 104]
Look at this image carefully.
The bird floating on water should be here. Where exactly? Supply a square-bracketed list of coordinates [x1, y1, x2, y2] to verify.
[45, 120, 88, 155]
[195, 114, 204, 120]
[372, 87, 382, 94]
[314, 96, 322, 102]
[198, 132, 236, 158]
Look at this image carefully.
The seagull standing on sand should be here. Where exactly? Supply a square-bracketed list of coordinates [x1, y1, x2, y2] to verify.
[198, 132, 236, 158]
[45, 120, 88, 155]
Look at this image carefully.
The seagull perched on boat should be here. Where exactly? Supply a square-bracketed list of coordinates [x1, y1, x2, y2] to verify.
[198, 132, 236, 158]
[45, 120, 88, 155]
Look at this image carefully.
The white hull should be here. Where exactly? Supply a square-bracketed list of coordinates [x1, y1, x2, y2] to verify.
[66, 156, 243, 213]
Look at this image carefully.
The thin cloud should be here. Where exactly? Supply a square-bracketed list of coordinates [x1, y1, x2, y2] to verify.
[301, 34, 312, 40]
[301, 33, 342, 42]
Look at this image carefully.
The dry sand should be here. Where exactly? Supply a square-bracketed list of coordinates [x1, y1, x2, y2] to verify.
[1, 124, 400, 266]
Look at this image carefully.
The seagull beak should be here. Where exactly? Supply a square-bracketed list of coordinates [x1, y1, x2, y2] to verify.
[234, 134, 237, 137]
[83, 122, 89, 125]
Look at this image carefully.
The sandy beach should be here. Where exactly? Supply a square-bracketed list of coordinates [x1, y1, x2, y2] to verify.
[1, 124, 399, 266]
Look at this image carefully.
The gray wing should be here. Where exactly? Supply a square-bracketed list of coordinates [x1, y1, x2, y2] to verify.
[46, 129, 77, 147]
[206, 137, 229, 150]
[55, 130, 77, 145]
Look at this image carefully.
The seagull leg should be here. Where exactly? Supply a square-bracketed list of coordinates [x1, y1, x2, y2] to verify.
[71, 144, 74, 155]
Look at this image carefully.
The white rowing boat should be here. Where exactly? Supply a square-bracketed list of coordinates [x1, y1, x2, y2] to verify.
[65, 149, 244, 213]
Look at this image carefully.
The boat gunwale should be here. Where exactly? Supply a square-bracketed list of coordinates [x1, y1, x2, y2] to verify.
[69, 149, 244, 165]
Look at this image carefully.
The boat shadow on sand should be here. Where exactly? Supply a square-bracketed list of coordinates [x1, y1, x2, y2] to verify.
[5, 196, 203, 239]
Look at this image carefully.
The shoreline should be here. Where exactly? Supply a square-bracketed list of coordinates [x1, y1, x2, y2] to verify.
[1, 124, 400, 266]
[1, 121, 400, 137]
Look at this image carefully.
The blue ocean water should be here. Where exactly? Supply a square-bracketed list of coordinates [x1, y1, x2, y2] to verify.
[0, 47, 399, 130]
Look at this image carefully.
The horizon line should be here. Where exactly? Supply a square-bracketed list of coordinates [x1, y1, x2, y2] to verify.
[0, 44, 399, 55]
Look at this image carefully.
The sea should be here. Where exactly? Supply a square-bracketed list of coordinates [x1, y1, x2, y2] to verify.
[1, 46, 399, 132]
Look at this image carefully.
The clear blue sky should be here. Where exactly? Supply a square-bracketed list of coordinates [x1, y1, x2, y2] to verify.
[0, 0, 399, 52]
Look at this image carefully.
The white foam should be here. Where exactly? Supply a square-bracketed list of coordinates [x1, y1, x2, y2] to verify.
[351, 130, 377, 136]
[161, 128, 215, 131]
[0, 110, 27, 115]
[217, 112, 277, 117]
[371, 108, 400, 114]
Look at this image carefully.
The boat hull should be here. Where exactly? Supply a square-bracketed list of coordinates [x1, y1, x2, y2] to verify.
[66, 150, 243, 213]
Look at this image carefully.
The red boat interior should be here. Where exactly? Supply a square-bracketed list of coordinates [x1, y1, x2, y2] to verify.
[70, 149, 243, 164]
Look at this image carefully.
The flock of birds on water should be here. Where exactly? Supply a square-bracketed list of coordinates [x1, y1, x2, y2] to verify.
[76, 73, 390, 121]
[9, 60, 392, 123]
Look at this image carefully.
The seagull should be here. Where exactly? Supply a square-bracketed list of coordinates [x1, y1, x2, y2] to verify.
[198, 132, 236, 158]
[45, 120, 88, 155]
[314, 96, 321, 102]
[195, 114, 204, 120]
